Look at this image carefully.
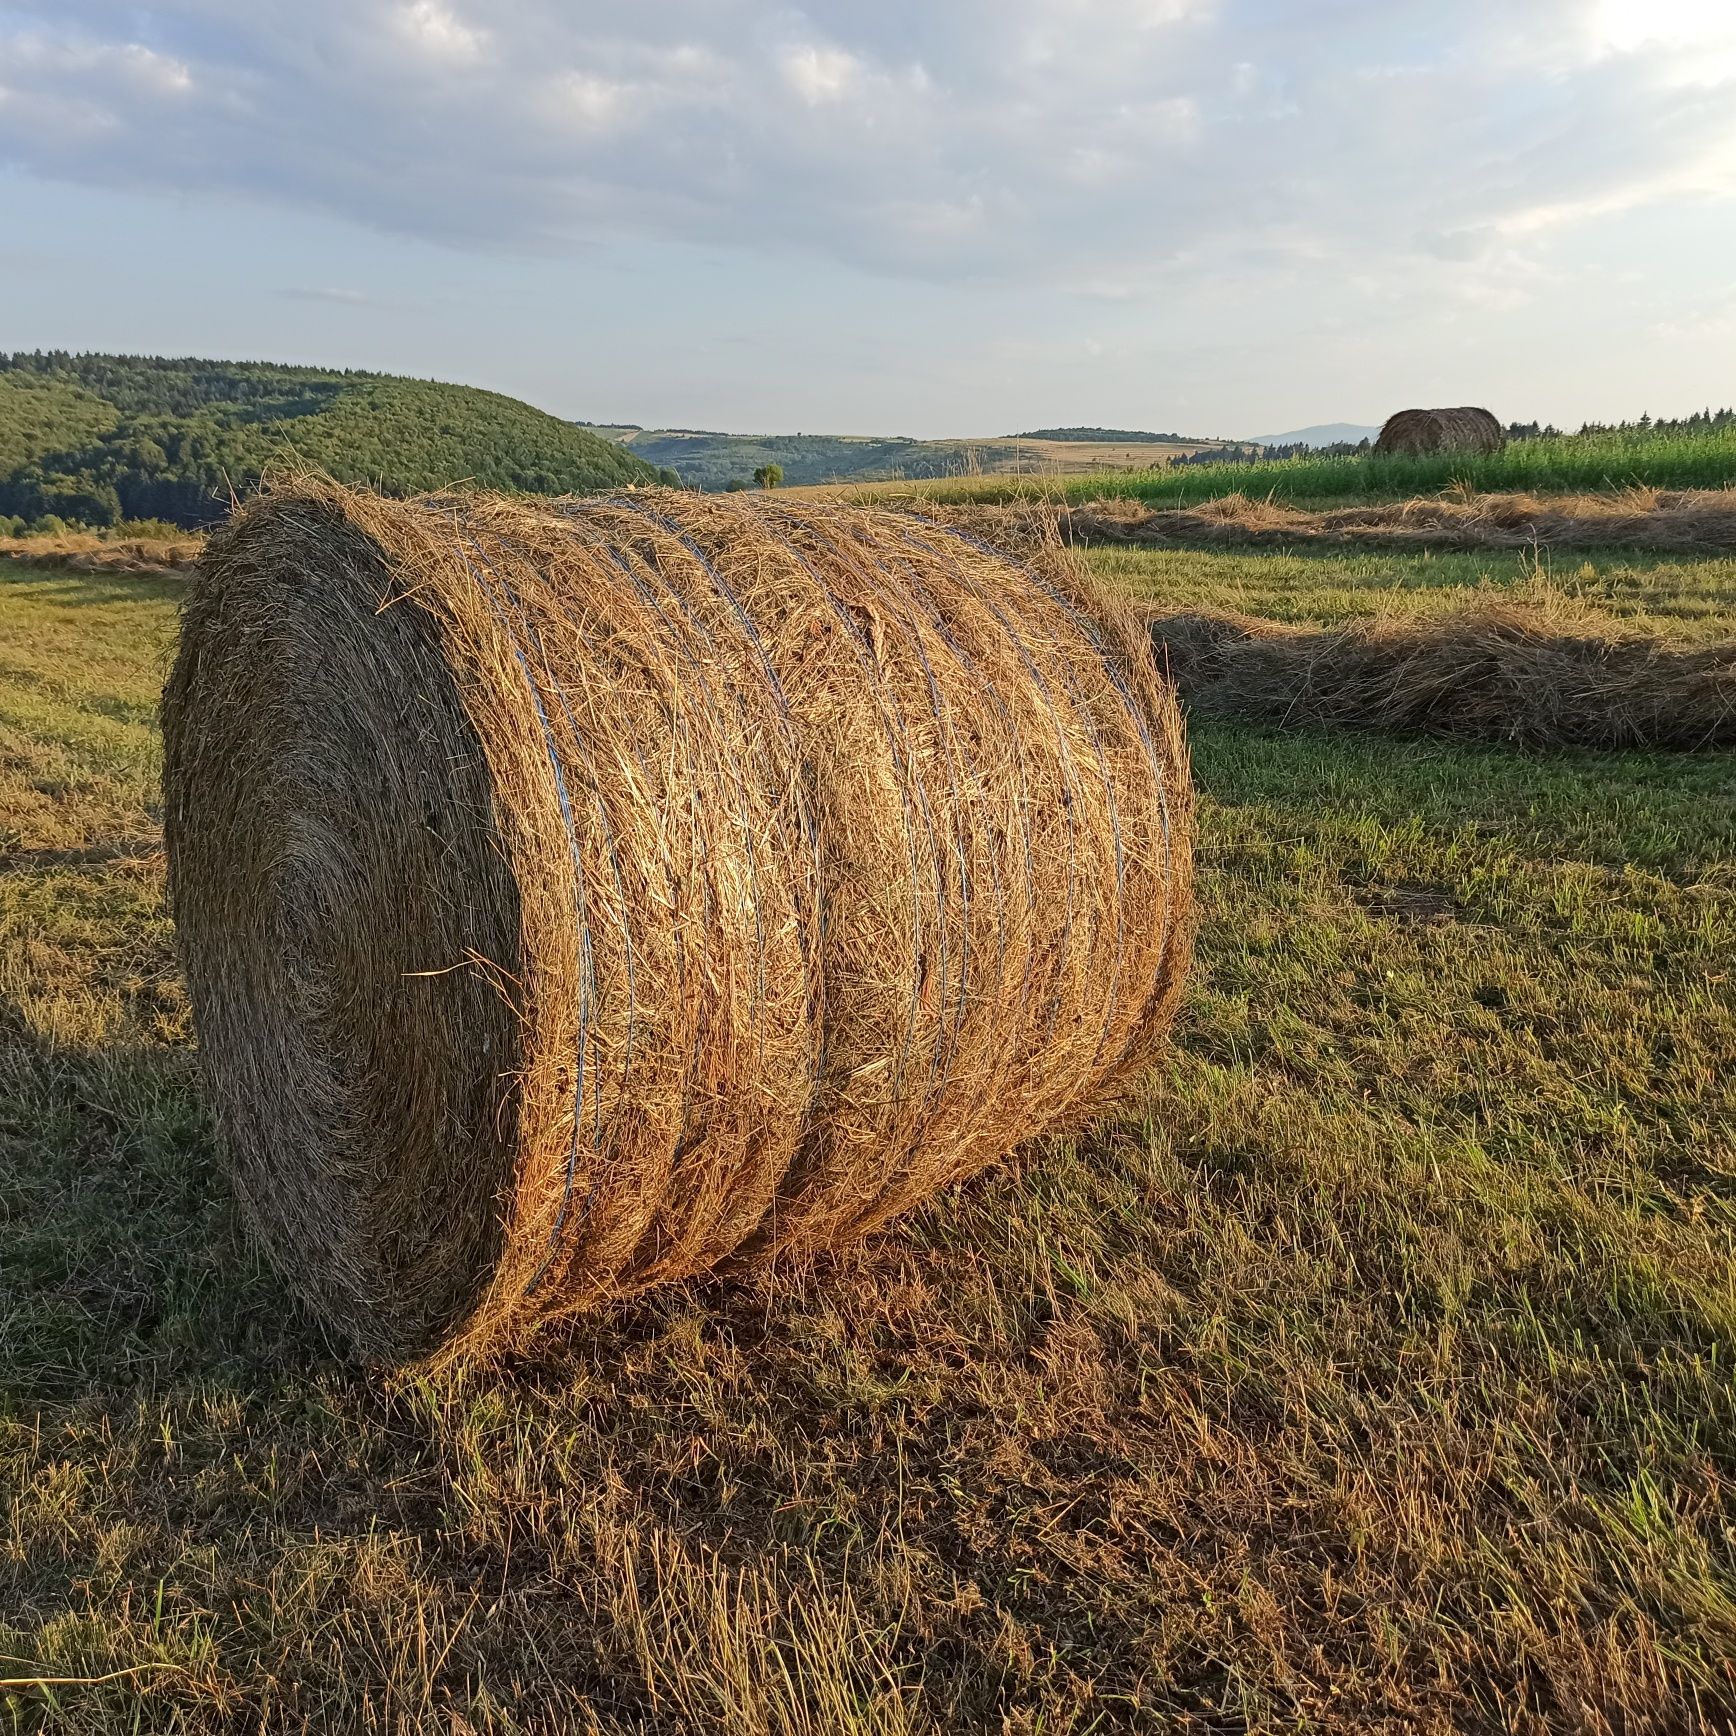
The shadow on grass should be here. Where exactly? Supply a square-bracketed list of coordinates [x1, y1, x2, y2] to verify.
[1188, 713, 1736, 873]
[0, 1032, 319, 1396]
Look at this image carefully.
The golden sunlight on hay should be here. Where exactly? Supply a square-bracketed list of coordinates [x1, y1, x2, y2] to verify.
[161, 481, 1194, 1361]
[1148, 601, 1736, 748]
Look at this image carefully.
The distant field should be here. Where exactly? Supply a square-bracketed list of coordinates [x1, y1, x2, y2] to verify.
[4, 552, 1734, 1729]
[794, 425, 1736, 508]
[587, 424, 1232, 491]
[962, 435, 1230, 474]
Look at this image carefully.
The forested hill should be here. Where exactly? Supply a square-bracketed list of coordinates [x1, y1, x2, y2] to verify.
[0, 353, 672, 529]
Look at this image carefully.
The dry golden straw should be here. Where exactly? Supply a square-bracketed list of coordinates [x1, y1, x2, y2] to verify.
[949, 487, 1736, 556]
[162, 480, 1194, 1361]
[1148, 602, 1736, 749]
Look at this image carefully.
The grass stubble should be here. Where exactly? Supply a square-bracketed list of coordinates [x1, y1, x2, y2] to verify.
[1, 552, 1734, 1732]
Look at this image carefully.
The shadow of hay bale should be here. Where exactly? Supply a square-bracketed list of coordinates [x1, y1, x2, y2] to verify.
[162, 480, 1195, 1363]
[1148, 603, 1736, 750]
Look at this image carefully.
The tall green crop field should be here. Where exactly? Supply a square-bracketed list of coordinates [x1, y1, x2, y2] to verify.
[830, 424, 1736, 508]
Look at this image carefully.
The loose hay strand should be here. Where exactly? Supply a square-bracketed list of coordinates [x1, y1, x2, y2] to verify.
[162, 481, 1195, 1361]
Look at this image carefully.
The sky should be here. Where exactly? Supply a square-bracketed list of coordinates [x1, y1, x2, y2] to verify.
[1, 0, 1734, 438]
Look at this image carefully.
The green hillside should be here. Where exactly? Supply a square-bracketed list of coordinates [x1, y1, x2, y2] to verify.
[0, 353, 673, 529]
[586, 425, 978, 492]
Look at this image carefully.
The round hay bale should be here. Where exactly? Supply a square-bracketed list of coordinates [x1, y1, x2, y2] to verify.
[162, 480, 1194, 1361]
[1374, 407, 1506, 456]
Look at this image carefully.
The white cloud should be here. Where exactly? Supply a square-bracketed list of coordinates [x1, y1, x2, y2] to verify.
[1592, 0, 1735, 52]
[1588, 0, 1736, 83]
[780, 44, 859, 105]
[1651, 298, 1736, 342]
[0, 33, 194, 99]
[394, 0, 487, 62]
[547, 70, 630, 131]
[1493, 139, 1736, 240]
[0, 0, 1729, 305]
[280, 285, 375, 304]
[119, 43, 194, 94]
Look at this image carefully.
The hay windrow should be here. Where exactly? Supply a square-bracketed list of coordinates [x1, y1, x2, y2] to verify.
[941, 487, 1736, 555]
[1, 533, 202, 574]
[161, 481, 1194, 1362]
[1148, 602, 1736, 749]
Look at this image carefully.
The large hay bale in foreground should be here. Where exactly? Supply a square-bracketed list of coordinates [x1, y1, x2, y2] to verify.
[1374, 407, 1505, 456]
[163, 481, 1194, 1361]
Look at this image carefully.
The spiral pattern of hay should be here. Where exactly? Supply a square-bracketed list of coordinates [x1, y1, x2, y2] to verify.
[162, 481, 1194, 1361]
[1374, 407, 1506, 456]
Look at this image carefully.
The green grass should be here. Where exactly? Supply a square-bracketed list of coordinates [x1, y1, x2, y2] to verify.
[1086, 543, 1736, 641]
[831, 426, 1736, 509]
[3, 558, 1735, 1731]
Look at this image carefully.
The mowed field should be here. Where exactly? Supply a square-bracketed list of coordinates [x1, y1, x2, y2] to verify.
[787, 436, 1232, 477]
[3, 542, 1735, 1732]
[1090, 543, 1736, 641]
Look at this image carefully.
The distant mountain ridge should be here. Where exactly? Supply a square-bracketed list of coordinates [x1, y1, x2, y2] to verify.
[1245, 423, 1381, 448]
[0, 353, 669, 529]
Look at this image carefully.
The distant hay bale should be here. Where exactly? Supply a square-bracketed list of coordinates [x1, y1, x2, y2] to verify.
[162, 480, 1194, 1361]
[1148, 603, 1736, 749]
[1374, 407, 1506, 456]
